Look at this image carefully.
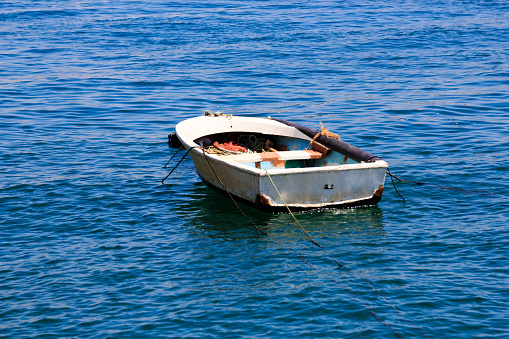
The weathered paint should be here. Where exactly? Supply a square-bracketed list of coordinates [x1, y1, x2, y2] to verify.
[257, 165, 387, 208]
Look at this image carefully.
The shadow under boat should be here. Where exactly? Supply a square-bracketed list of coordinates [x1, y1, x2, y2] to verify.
[170, 181, 386, 240]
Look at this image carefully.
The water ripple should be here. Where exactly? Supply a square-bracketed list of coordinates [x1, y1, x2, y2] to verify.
[1, 0, 508, 338]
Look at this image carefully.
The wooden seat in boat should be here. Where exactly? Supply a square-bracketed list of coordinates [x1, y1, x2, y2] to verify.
[220, 150, 323, 163]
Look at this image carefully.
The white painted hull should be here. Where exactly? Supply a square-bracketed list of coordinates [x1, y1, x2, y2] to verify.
[175, 115, 388, 211]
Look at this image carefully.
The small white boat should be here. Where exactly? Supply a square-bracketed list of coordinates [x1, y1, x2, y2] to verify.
[174, 114, 388, 212]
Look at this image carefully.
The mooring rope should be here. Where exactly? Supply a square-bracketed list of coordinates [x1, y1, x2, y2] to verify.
[386, 170, 494, 195]
[264, 170, 321, 247]
[387, 168, 406, 202]
[200, 149, 403, 338]
[161, 146, 197, 184]
[161, 147, 425, 337]
[264, 170, 427, 338]
[163, 145, 184, 168]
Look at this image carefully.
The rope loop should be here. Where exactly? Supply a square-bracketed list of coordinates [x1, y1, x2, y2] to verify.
[306, 121, 340, 150]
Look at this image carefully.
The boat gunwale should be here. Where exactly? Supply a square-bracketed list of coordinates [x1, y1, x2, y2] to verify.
[175, 115, 311, 144]
[176, 116, 388, 176]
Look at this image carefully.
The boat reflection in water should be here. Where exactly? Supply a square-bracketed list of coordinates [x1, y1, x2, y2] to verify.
[171, 181, 386, 244]
[168, 180, 390, 298]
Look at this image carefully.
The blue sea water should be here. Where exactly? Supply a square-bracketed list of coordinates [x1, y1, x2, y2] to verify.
[1, 0, 508, 338]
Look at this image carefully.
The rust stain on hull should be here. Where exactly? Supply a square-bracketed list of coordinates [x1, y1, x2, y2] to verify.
[256, 192, 273, 206]
[373, 185, 384, 198]
[370, 185, 384, 205]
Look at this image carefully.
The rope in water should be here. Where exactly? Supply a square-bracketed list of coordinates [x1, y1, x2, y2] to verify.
[386, 170, 494, 195]
[163, 145, 184, 168]
[264, 170, 427, 338]
[161, 146, 197, 184]
[199, 149, 404, 338]
[387, 168, 406, 202]
[162, 147, 427, 337]
[162, 138, 490, 338]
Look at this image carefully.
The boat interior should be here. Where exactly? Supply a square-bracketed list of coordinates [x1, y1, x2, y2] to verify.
[194, 132, 359, 170]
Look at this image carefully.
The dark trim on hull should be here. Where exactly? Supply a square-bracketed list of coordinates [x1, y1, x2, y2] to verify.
[199, 175, 383, 213]
[270, 118, 382, 163]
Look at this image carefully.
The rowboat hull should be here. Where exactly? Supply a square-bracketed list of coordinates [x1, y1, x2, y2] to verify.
[175, 115, 388, 212]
